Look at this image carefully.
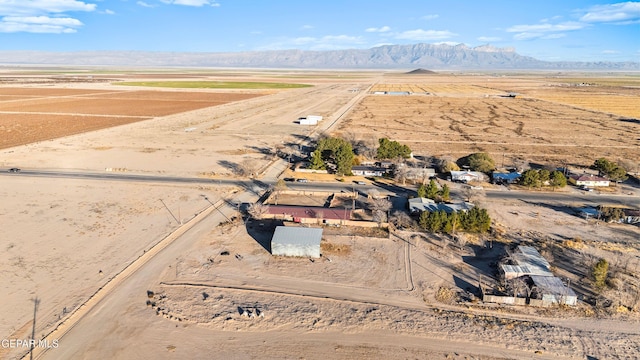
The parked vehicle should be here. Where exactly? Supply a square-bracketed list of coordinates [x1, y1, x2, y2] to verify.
[8, 168, 20, 173]
[296, 178, 308, 183]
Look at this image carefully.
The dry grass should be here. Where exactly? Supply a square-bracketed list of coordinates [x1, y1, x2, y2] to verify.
[320, 241, 352, 256]
[339, 76, 640, 167]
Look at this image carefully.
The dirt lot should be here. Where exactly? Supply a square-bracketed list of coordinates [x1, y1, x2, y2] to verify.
[2, 70, 639, 360]
[339, 74, 640, 167]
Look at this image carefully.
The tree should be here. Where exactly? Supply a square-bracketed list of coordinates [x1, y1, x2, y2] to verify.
[369, 197, 392, 224]
[538, 169, 550, 187]
[439, 157, 460, 173]
[310, 137, 354, 175]
[272, 179, 287, 205]
[593, 157, 628, 182]
[520, 169, 541, 189]
[549, 170, 567, 191]
[394, 165, 409, 185]
[417, 183, 427, 198]
[439, 184, 450, 201]
[390, 210, 413, 229]
[247, 202, 269, 219]
[425, 178, 439, 200]
[461, 152, 495, 173]
[592, 258, 609, 290]
[376, 138, 412, 159]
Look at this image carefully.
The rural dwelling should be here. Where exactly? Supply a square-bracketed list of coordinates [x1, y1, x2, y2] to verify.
[569, 174, 610, 187]
[271, 226, 322, 258]
[492, 172, 522, 184]
[450, 171, 485, 183]
[351, 166, 386, 177]
[264, 205, 351, 224]
[408, 197, 474, 214]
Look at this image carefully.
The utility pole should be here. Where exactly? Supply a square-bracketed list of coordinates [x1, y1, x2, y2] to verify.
[159, 199, 180, 224]
[30, 297, 40, 360]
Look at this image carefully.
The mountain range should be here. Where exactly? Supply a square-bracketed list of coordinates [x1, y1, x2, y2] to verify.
[1, 43, 638, 70]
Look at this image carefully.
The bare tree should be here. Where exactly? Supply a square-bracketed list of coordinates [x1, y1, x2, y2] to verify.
[369, 197, 392, 224]
[247, 202, 269, 219]
[271, 179, 287, 205]
[394, 165, 409, 185]
[237, 158, 259, 177]
[390, 210, 413, 229]
[508, 277, 528, 298]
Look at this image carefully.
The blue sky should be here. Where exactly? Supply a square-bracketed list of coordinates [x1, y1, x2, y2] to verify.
[0, 0, 638, 62]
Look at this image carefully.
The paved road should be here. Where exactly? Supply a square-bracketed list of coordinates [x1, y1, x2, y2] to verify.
[4, 169, 638, 209]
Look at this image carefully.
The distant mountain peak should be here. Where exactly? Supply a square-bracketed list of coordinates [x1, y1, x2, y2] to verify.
[0, 43, 637, 70]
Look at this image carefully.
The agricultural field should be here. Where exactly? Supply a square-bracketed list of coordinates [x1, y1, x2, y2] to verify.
[0, 87, 263, 149]
[341, 74, 640, 167]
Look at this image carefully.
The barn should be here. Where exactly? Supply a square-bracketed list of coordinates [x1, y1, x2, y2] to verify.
[271, 226, 323, 258]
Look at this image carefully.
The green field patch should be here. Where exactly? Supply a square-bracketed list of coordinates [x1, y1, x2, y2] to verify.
[115, 81, 313, 89]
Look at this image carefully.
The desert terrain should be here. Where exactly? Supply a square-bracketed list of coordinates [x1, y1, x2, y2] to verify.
[1, 69, 639, 360]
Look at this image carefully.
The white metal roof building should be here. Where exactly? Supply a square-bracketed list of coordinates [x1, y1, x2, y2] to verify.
[271, 226, 323, 258]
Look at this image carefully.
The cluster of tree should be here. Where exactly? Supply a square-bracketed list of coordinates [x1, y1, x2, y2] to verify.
[309, 137, 354, 176]
[593, 158, 628, 182]
[458, 152, 495, 173]
[417, 179, 450, 201]
[376, 138, 412, 159]
[599, 206, 626, 222]
[419, 207, 491, 234]
[519, 169, 567, 190]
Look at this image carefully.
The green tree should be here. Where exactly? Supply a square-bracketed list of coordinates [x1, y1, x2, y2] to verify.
[310, 137, 354, 175]
[520, 169, 541, 189]
[549, 170, 567, 191]
[425, 179, 439, 200]
[440, 184, 450, 201]
[538, 169, 550, 187]
[376, 138, 412, 159]
[463, 152, 495, 173]
[593, 157, 628, 182]
[417, 183, 427, 198]
[592, 258, 609, 290]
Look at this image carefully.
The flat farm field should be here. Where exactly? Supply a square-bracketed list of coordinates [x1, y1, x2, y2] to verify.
[0, 87, 262, 149]
[340, 74, 640, 166]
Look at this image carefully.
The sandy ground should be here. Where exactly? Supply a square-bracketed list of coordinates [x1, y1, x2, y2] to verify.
[1, 70, 639, 360]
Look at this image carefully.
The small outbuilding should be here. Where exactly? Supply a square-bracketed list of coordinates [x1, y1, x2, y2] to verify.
[271, 226, 323, 258]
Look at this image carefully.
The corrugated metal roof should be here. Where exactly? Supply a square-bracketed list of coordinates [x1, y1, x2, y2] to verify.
[271, 226, 322, 258]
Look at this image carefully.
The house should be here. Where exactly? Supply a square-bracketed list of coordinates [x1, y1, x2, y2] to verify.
[569, 174, 610, 187]
[450, 170, 485, 183]
[492, 172, 522, 184]
[408, 197, 474, 214]
[351, 166, 386, 177]
[264, 205, 351, 224]
[271, 226, 322, 258]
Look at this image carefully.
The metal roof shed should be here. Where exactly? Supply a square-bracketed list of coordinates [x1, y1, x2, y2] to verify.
[271, 226, 323, 258]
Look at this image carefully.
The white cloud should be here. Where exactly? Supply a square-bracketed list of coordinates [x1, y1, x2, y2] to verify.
[365, 25, 390, 33]
[300, 24, 313, 30]
[477, 36, 502, 42]
[137, 1, 155, 8]
[0, 0, 96, 15]
[507, 21, 585, 41]
[421, 14, 439, 20]
[0, 15, 83, 33]
[103, 9, 114, 15]
[160, 0, 220, 6]
[580, 2, 640, 23]
[395, 29, 456, 41]
[602, 49, 620, 54]
[0, 0, 95, 33]
[507, 21, 585, 33]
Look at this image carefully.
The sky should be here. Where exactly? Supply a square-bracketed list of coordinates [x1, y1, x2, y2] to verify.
[0, 0, 638, 62]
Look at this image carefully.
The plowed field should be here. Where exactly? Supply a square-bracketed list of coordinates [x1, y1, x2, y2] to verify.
[0, 88, 262, 149]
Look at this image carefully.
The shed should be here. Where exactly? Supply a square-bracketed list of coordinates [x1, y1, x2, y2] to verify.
[569, 174, 610, 187]
[271, 226, 322, 258]
[450, 171, 485, 183]
[530, 275, 577, 306]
